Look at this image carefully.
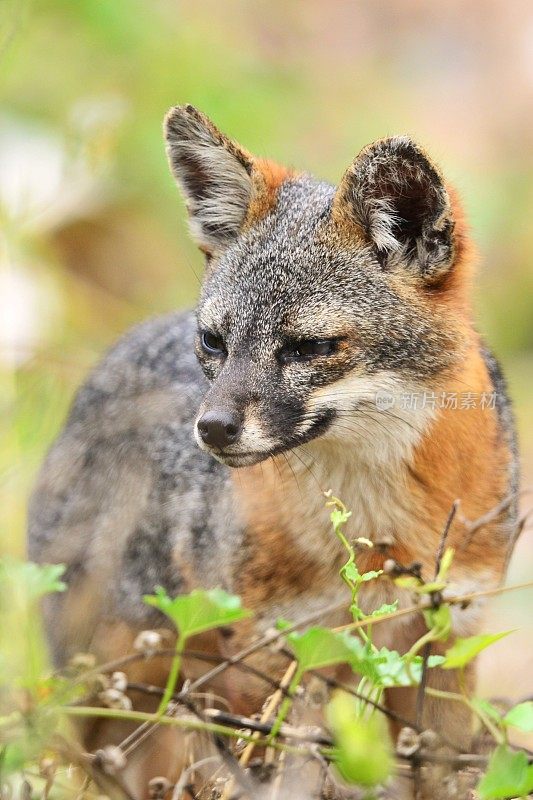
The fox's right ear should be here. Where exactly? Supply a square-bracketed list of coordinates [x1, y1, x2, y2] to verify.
[164, 105, 254, 254]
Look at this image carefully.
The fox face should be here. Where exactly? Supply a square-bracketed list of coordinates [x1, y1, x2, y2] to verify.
[165, 106, 468, 467]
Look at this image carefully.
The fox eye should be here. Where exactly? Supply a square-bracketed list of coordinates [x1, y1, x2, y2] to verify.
[201, 331, 226, 356]
[279, 338, 338, 364]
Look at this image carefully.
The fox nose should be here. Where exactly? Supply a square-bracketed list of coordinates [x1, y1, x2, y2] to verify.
[197, 410, 242, 450]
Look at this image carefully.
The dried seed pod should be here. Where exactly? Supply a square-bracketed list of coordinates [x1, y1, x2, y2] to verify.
[148, 776, 172, 798]
[98, 688, 132, 710]
[397, 726, 420, 758]
[94, 745, 127, 775]
[383, 558, 398, 576]
[110, 671, 128, 692]
[419, 728, 440, 751]
[68, 652, 97, 671]
[133, 629, 163, 655]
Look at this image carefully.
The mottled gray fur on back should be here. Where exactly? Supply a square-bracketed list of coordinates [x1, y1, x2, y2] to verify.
[28, 312, 244, 659]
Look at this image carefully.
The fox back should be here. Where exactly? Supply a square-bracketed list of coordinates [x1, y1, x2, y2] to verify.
[28, 106, 518, 781]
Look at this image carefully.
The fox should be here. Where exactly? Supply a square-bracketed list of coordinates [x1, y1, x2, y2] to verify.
[28, 105, 519, 796]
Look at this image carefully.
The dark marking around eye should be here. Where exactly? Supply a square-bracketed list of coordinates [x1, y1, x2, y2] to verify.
[278, 338, 339, 364]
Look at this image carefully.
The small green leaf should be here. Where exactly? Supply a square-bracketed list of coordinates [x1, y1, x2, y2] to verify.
[287, 627, 366, 673]
[394, 575, 420, 590]
[372, 648, 444, 688]
[328, 691, 393, 787]
[477, 745, 533, 799]
[330, 507, 351, 529]
[143, 587, 251, 640]
[423, 603, 452, 640]
[436, 547, 455, 582]
[275, 618, 293, 632]
[342, 562, 360, 583]
[443, 631, 513, 669]
[368, 601, 399, 618]
[504, 701, 533, 732]
[354, 537, 373, 548]
[0, 560, 66, 601]
[414, 580, 447, 594]
[360, 570, 383, 582]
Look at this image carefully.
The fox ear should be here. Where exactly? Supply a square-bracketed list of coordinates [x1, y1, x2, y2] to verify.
[334, 136, 455, 283]
[164, 105, 254, 254]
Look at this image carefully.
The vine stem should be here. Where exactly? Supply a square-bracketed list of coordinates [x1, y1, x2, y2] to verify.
[424, 687, 505, 745]
[334, 579, 533, 635]
[156, 633, 185, 715]
[63, 705, 306, 756]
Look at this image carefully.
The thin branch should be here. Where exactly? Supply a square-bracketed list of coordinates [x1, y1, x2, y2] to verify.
[202, 709, 331, 746]
[219, 660, 298, 800]
[335, 579, 533, 636]
[435, 500, 459, 575]
[187, 597, 348, 695]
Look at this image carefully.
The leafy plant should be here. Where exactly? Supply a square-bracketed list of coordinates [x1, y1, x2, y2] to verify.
[143, 586, 251, 713]
[0, 495, 532, 799]
[477, 745, 533, 799]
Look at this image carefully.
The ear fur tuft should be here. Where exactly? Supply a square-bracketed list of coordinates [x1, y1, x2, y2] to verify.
[164, 105, 254, 253]
[334, 136, 455, 283]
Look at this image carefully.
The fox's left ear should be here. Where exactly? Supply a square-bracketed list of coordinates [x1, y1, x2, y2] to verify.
[333, 136, 455, 284]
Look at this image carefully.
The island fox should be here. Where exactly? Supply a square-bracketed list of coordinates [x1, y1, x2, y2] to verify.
[29, 106, 518, 785]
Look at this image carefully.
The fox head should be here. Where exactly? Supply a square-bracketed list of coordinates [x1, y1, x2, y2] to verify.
[165, 105, 471, 468]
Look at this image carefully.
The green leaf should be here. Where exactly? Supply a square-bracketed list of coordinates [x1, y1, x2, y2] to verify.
[504, 701, 533, 732]
[360, 569, 383, 582]
[436, 546, 455, 582]
[342, 562, 360, 583]
[287, 629, 443, 687]
[143, 587, 251, 640]
[394, 575, 420, 590]
[443, 631, 513, 669]
[368, 601, 399, 618]
[471, 698, 504, 725]
[477, 745, 533, 799]
[415, 580, 447, 594]
[330, 507, 351, 529]
[0, 561, 67, 693]
[328, 691, 393, 787]
[287, 627, 366, 673]
[422, 604, 452, 640]
[0, 560, 66, 602]
[372, 648, 444, 688]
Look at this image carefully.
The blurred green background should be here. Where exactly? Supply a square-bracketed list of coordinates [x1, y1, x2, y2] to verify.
[1, 1, 532, 697]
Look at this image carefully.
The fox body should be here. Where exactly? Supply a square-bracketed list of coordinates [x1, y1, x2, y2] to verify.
[29, 107, 518, 783]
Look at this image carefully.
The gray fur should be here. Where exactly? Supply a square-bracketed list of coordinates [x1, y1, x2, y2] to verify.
[28, 312, 244, 657]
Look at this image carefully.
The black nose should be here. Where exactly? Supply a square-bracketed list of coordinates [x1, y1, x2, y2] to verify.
[197, 410, 242, 450]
